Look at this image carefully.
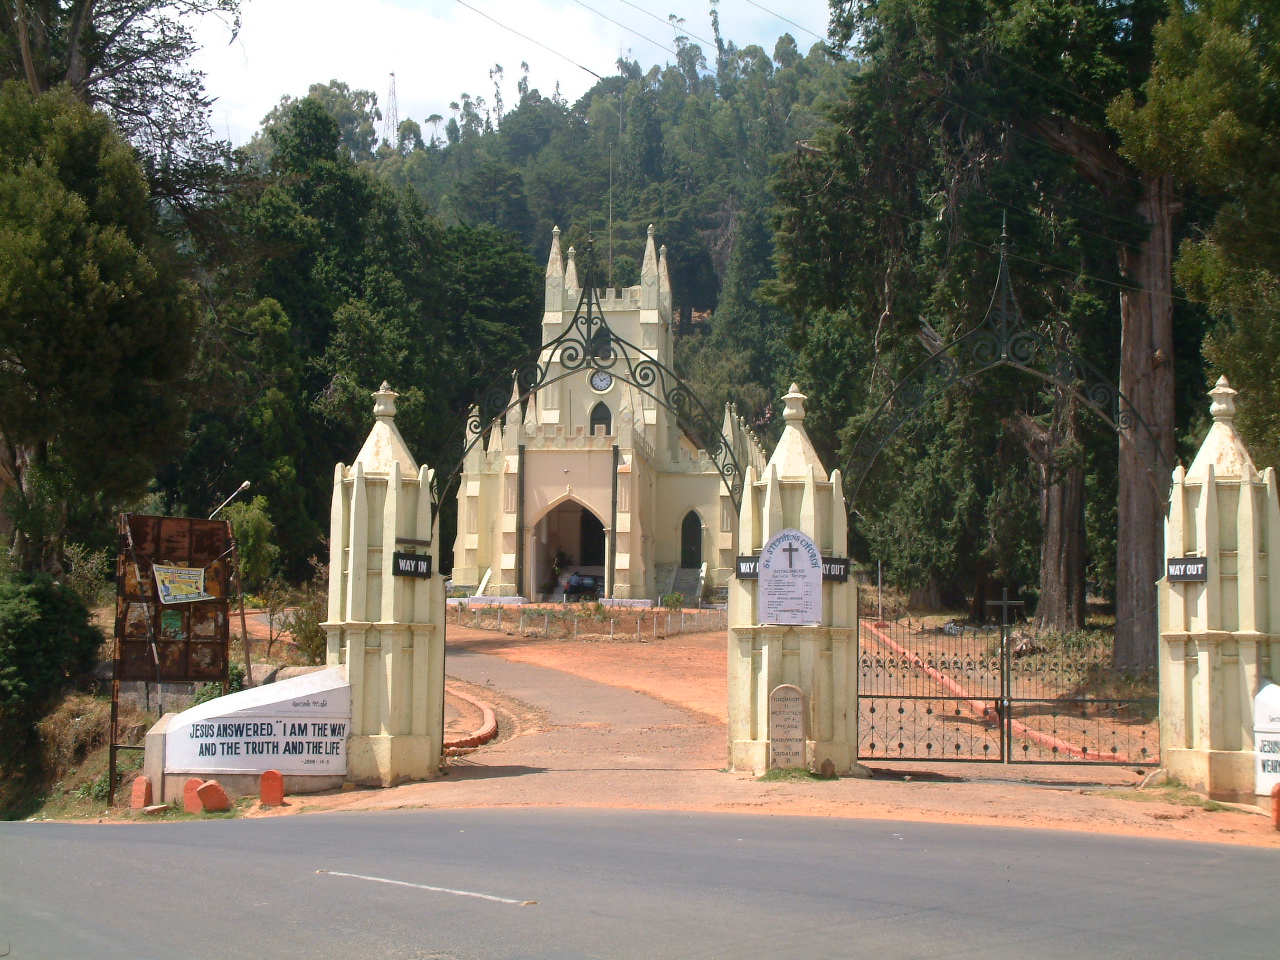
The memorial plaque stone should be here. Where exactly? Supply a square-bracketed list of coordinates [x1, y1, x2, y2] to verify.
[769, 684, 807, 769]
[757, 528, 823, 625]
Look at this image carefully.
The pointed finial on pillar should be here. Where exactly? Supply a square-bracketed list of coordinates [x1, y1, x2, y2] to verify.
[766, 383, 826, 479]
[373, 381, 397, 419]
[355, 381, 416, 473]
[782, 383, 806, 422]
[1210, 375, 1237, 423]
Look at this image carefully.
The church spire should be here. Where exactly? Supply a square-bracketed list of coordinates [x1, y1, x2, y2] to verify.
[641, 224, 658, 278]
[658, 243, 672, 317]
[546, 225, 564, 277]
[640, 224, 659, 309]
[564, 245, 579, 291]
[544, 225, 565, 313]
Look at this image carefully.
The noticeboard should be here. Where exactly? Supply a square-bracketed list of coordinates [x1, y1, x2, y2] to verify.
[114, 514, 233, 683]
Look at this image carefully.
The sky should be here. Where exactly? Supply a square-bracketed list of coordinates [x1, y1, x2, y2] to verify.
[191, 0, 831, 146]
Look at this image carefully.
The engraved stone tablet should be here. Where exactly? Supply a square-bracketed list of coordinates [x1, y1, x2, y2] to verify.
[757, 528, 823, 625]
[769, 684, 807, 769]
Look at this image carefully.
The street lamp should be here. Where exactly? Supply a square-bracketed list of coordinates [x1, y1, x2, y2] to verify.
[210, 480, 251, 520]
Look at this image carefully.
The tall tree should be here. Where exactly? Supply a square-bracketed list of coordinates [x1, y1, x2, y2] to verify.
[1111, 0, 1280, 463]
[160, 95, 542, 575]
[0, 82, 196, 571]
[1, 0, 241, 205]
[776, 0, 1175, 662]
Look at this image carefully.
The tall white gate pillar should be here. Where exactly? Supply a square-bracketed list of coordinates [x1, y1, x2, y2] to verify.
[727, 385, 864, 775]
[1160, 377, 1278, 801]
[324, 383, 445, 786]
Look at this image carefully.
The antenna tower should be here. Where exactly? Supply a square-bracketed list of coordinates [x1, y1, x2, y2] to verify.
[383, 72, 399, 148]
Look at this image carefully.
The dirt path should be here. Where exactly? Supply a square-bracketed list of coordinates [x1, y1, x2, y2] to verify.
[272, 627, 1279, 848]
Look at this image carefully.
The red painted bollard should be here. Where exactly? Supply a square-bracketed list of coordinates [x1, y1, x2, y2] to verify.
[182, 777, 205, 813]
[260, 769, 285, 807]
[130, 775, 153, 811]
[196, 779, 231, 813]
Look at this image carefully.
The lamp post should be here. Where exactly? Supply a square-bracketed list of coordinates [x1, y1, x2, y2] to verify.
[212, 481, 253, 687]
[210, 479, 251, 520]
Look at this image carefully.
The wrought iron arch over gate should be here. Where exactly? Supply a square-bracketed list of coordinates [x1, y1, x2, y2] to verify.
[434, 241, 745, 515]
[847, 233, 1165, 767]
[842, 236, 1172, 511]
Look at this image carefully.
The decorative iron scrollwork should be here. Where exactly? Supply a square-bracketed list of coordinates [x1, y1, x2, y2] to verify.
[844, 237, 1172, 510]
[438, 242, 745, 511]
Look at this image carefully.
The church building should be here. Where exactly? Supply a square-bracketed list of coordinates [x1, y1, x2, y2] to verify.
[450, 225, 767, 603]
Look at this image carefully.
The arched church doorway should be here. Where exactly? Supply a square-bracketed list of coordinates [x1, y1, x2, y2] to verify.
[531, 500, 607, 599]
[680, 510, 702, 569]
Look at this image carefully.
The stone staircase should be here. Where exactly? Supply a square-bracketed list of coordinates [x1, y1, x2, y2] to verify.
[670, 566, 703, 606]
[654, 562, 677, 599]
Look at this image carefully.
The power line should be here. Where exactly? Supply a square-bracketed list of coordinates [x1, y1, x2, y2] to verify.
[612, 0, 717, 49]
[737, 0, 826, 43]
[453, 0, 605, 80]
[572, 0, 676, 56]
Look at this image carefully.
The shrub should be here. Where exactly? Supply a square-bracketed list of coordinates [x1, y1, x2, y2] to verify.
[661, 592, 684, 610]
[192, 661, 246, 706]
[284, 556, 328, 665]
[224, 496, 280, 594]
[62, 542, 113, 609]
[0, 573, 102, 770]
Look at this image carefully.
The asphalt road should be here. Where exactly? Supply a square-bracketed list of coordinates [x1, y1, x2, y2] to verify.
[1, 809, 1274, 960]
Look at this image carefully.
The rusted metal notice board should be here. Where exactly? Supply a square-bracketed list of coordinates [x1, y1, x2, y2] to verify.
[110, 514, 234, 802]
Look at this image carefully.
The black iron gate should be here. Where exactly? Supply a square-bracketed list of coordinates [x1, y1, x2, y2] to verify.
[857, 608, 1159, 766]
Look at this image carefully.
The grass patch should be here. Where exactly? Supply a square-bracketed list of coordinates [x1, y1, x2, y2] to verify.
[757, 767, 836, 783]
[1088, 779, 1238, 813]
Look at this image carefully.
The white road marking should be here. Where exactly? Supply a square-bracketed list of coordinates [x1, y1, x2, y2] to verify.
[318, 870, 536, 905]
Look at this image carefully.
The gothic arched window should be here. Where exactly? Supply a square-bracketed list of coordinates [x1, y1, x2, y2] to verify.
[589, 401, 612, 436]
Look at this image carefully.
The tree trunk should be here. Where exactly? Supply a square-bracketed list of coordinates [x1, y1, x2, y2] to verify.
[1114, 173, 1176, 673]
[1005, 402, 1087, 632]
[1036, 457, 1086, 631]
[1031, 117, 1176, 672]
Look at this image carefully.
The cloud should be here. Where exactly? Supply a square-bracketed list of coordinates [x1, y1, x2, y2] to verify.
[190, 0, 828, 145]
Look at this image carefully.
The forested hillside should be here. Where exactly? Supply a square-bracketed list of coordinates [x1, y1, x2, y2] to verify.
[3, 0, 1278, 654]
[245, 33, 850, 434]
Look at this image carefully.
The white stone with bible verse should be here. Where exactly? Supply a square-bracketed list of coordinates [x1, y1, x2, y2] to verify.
[757, 528, 822, 625]
[165, 667, 351, 776]
[769, 684, 807, 769]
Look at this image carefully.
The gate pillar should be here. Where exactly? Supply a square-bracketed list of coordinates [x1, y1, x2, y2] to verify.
[728, 385, 866, 776]
[1160, 377, 1279, 802]
[324, 383, 445, 786]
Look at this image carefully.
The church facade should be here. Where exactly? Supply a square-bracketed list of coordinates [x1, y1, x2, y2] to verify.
[450, 226, 766, 602]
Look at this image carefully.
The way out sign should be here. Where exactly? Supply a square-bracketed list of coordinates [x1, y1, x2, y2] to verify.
[393, 552, 432, 578]
[757, 528, 823, 626]
[1167, 557, 1207, 582]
